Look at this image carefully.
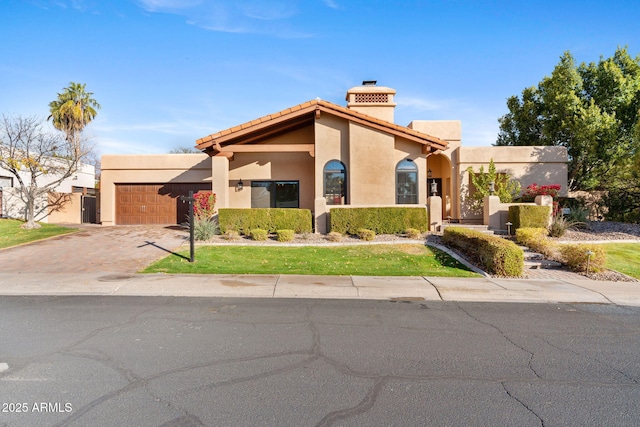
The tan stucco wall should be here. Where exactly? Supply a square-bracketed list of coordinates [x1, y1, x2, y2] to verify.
[100, 154, 212, 225]
[48, 192, 80, 223]
[224, 126, 315, 209]
[314, 114, 350, 204]
[348, 123, 397, 205]
[227, 151, 315, 209]
[456, 146, 568, 220]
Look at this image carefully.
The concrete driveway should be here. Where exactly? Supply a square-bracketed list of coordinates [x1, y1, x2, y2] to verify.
[0, 224, 189, 274]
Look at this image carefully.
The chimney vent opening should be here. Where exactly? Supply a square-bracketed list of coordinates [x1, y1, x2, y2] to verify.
[362, 80, 377, 86]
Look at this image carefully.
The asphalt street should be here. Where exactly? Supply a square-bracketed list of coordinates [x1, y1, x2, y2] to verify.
[1, 296, 639, 427]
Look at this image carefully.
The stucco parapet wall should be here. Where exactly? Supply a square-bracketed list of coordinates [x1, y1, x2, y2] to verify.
[458, 146, 568, 163]
[101, 154, 211, 170]
[408, 120, 461, 142]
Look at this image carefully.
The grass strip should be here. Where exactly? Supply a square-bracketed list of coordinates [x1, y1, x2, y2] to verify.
[601, 243, 640, 279]
[0, 219, 76, 249]
[143, 244, 480, 277]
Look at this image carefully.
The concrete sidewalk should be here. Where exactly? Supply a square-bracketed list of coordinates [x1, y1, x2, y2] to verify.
[2, 272, 640, 306]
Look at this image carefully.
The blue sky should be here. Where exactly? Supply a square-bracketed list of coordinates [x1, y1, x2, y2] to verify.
[1, 0, 639, 155]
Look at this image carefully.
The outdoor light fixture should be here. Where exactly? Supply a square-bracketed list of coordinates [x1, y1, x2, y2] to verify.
[236, 179, 244, 191]
[427, 168, 432, 178]
[430, 180, 438, 196]
[489, 181, 495, 195]
[506, 221, 513, 235]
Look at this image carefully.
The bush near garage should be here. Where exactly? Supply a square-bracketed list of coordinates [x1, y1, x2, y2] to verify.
[219, 208, 312, 234]
[329, 207, 428, 235]
[442, 226, 524, 277]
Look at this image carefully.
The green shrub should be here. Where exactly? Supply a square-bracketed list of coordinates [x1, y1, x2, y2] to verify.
[193, 217, 218, 241]
[548, 215, 585, 238]
[327, 231, 343, 242]
[558, 244, 606, 273]
[508, 205, 552, 231]
[515, 227, 557, 258]
[357, 228, 376, 241]
[221, 229, 239, 240]
[276, 229, 295, 242]
[219, 208, 312, 234]
[405, 228, 423, 239]
[250, 229, 268, 241]
[442, 227, 524, 277]
[330, 207, 428, 235]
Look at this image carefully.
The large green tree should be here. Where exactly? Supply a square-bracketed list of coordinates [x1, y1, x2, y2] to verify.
[496, 47, 640, 191]
[48, 82, 101, 148]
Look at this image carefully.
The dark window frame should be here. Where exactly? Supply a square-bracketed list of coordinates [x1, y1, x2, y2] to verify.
[396, 159, 419, 204]
[323, 160, 347, 205]
[250, 180, 300, 208]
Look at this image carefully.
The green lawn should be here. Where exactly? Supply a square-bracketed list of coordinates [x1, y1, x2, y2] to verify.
[0, 219, 77, 249]
[601, 243, 640, 279]
[142, 244, 481, 277]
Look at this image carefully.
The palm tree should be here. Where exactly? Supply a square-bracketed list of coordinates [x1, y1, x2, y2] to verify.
[48, 82, 101, 145]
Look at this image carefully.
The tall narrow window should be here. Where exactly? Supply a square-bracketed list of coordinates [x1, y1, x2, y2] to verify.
[396, 159, 418, 204]
[324, 160, 346, 205]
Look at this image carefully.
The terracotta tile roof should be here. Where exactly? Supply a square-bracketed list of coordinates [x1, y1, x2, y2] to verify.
[196, 99, 448, 152]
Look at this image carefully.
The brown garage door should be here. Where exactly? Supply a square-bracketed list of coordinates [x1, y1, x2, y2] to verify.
[115, 183, 211, 225]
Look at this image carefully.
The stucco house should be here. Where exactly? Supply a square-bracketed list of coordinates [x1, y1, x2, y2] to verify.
[0, 161, 96, 223]
[100, 82, 567, 231]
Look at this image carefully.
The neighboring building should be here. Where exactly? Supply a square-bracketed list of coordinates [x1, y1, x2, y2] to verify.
[100, 82, 568, 230]
[0, 162, 96, 223]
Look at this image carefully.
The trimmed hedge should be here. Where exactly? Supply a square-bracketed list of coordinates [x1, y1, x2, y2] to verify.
[329, 207, 428, 235]
[515, 227, 557, 258]
[508, 205, 552, 231]
[559, 244, 606, 273]
[442, 226, 524, 277]
[219, 208, 312, 234]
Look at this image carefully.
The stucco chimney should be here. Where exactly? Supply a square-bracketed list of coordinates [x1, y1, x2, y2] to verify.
[346, 81, 397, 123]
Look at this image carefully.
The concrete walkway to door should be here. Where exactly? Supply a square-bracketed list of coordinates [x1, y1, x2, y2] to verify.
[0, 224, 189, 274]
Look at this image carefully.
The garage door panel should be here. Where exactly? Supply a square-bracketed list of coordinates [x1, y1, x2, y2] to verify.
[115, 183, 211, 225]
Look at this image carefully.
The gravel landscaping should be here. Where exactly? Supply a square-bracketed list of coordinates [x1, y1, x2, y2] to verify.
[556, 221, 640, 242]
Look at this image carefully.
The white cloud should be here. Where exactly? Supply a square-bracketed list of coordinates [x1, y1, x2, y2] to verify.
[136, 0, 202, 12]
[395, 96, 443, 112]
[135, 0, 313, 38]
[322, 0, 340, 10]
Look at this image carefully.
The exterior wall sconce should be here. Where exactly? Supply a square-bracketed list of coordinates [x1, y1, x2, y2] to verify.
[430, 179, 438, 196]
[236, 179, 244, 191]
[489, 181, 495, 195]
[427, 168, 432, 178]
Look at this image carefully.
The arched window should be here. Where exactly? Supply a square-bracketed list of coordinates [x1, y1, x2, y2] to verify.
[324, 160, 346, 205]
[396, 159, 418, 204]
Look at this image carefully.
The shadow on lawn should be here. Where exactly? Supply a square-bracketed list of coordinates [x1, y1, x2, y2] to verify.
[138, 240, 190, 261]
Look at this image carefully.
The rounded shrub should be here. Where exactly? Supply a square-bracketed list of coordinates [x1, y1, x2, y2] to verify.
[276, 229, 295, 242]
[327, 231, 343, 242]
[559, 244, 606, 273]
[405, 228, 423, 239]
[357, 228, 375, 241]
[250, 229, 268, 241]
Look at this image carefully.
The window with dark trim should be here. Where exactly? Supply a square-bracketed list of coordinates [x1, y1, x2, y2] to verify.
[396, 159, 418, 204]
[251, 181, 299, 208]
[0, 176, 13, 188]
[323, 160, 346, 205]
